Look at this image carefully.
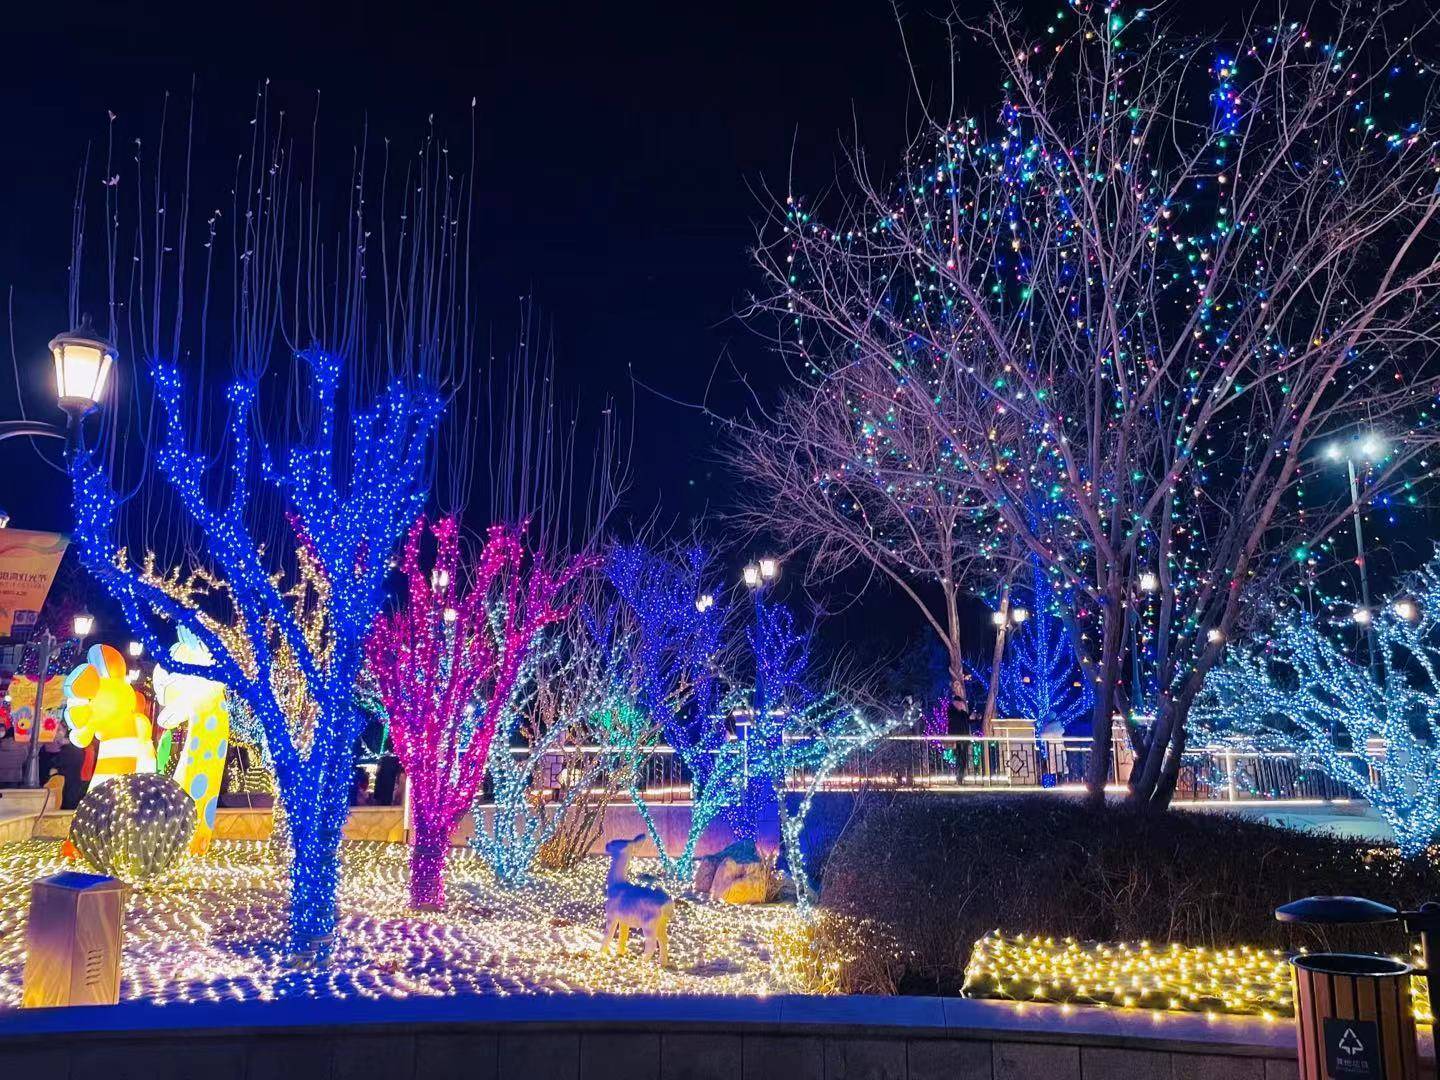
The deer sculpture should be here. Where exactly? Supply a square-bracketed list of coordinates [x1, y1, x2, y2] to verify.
[601, 833, 673, 966]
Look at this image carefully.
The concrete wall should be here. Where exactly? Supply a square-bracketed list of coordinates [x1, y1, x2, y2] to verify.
[0, 994, 1355, 1080]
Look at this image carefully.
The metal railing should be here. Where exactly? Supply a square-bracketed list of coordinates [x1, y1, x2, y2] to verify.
[508, 731, 1368, 805]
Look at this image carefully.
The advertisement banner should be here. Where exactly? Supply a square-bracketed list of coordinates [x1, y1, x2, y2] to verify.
[0, 529, 67, 637]
[7, 673, 66, 742]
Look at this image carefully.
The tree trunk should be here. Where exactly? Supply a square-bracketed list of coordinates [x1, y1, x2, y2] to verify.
[409, 824, 450, 910]
[1083, 601, 1126, 806]
[286, 810, 343, 954]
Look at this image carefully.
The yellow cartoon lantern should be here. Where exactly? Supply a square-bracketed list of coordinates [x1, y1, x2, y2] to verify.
[153, 628, 230, 854]
[62, 644, 156, 785]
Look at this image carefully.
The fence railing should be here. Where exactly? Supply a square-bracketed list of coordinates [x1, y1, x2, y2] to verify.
[507, 731, 1367, 806]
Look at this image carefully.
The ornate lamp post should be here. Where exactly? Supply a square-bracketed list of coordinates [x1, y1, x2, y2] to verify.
[11, 322, 115, 787]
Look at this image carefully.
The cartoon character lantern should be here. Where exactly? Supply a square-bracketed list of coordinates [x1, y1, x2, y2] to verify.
[62, 644, 156, 785]
[153, 628, 230, 854]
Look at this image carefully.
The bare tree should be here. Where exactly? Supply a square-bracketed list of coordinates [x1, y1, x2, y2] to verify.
[729, 359, 1008, 722]
[748, 2, 1440, 806]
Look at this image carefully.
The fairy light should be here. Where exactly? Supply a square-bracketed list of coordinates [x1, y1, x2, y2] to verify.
[0, 839, 825, 1006]
[366, 517, 587, 907]
[1195, 555, 1440, 858]
[964, 931, 1433, 1024]
[68, 350, 442, 949]
[69, 773, 195, 884]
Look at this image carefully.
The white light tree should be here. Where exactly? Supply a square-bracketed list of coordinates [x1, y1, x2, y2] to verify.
[1195, 556, 1440, 859]
[747, 2, 1440, 806]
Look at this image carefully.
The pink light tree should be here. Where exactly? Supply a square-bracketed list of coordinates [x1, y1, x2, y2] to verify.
[366, 515, 586, 908]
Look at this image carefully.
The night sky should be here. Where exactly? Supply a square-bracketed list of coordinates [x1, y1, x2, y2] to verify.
[0, 0, 969, 534]
[2, 0, 1398, 662]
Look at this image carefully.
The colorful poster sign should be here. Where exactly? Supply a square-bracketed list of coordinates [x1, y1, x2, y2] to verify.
[7, 673, 66, 742]
[0, 529, 67, 637]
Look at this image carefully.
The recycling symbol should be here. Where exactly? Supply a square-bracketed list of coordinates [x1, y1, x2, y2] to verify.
[1338, 1028, 1365, 1056]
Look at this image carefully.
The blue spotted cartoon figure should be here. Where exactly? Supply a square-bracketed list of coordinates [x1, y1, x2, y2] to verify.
[153, 628, 230, 854]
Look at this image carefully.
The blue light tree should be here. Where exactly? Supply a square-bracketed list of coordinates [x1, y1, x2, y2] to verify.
[70, 352, 440, 948]
[1194, 555, 1440, 860]
[997, 562, 1093, 738]
[605, 544, 734, 880]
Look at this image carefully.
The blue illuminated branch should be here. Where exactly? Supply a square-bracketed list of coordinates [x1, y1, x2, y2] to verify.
[69, 349, 441, 947]
[1196, 556, 1440, 859]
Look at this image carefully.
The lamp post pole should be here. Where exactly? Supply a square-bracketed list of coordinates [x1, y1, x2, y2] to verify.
[1345, 454, 1378, 678]
[20, 628, 55, 789]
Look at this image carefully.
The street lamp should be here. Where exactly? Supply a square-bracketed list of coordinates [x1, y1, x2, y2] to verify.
[9, 323, 116, 790]
[758, 557, 779, 582]
[72, 612, 94, 638]
[742, 565, 761, 588]
[50, 324, 115, 417]
[695, 592, 715, 613]
[0, 322, 115, 448]
[1139, 571, 1160, 593]
[1324, 434, 1385, 675]
[127, 640, 144, 658]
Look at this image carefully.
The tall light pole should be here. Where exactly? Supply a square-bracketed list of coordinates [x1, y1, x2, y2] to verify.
[10, 321, 115, 788]
[1325, 436, 1384, 676]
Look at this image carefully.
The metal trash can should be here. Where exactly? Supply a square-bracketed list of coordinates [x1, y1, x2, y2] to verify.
[22, 871, 125, 1008]
[1292, 953, 1417, 1080]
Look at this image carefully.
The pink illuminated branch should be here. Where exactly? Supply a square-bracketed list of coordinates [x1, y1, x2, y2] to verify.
[366, 516, 590, 907]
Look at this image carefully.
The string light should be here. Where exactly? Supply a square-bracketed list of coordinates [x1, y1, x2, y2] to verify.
[68, 350, 442, 949]
[1196, 555, 1440, 859]
[965, 931, 1433, 1024]
[366, 517, 587, 907]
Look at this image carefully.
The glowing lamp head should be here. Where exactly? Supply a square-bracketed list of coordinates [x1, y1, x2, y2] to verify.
[431, 568, 450, 591]
[127, 640, 144, 658]
[442, 607, 459, 624]
[1139, 571, 1159, 593]
[991, 610, 1007, 627]
[1206, 627, 1225, 645]
[1324, 442, 1343, 462]
[49, 324, 116, 417]
[695, 592, 715, 613]
[72, 612, 95, 638]
[742, 565, 761, 588]
[759, 557, 779, 581]
[1011, 606, 1029, 624]
[1352, 607, 1373, 626]
[1358, 435, 1384, 460]
[1394, 599, 1420, 622]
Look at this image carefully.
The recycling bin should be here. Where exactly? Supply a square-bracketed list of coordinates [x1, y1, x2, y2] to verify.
[22, 871, 125, 1007]
[1291, 953, 1417, 1080]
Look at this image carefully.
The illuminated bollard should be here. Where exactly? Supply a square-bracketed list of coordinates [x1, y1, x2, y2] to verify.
[22, 871, 125, 1007]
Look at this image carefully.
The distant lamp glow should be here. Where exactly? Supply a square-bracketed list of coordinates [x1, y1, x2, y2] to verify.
[1206, 628, 1226, 645]
[49, 324, 115, 417]
[1394, 599, 1420, 622]
[695, 593, 715, 613]
[742, 565, 761, 588]
[758, 557, 779, 581]
[1139, 571, 1160, 593]
[126, 640, 143, 658]
[1358, 435, 1385, 460]
[1324, 442, 1343, 462]
[1352, 607, 1373, 626]
[1011, 606, 1029, 624]
[991, 610, 1007, 627]
[442, 606, 459, 624]
[431, 568, 450, 590]
[72, 612, 95, 639]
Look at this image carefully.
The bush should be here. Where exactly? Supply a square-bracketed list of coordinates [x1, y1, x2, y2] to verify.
[818, 794, 1440, 995]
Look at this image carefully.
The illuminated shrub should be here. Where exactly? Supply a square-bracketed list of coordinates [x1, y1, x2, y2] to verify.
[70, 773, 195, 884]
